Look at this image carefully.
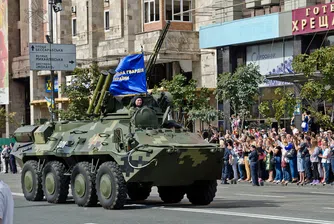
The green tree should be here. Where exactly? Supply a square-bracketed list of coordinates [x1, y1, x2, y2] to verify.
[215, 63, 264, 129]
[0, 108, 17, 129]
[272, 88, 297, 128]
[159, 74, 220, 129]
[258, 101, 274, 127]
[58, 63, 100, 120]
[292, 45, 334, 126]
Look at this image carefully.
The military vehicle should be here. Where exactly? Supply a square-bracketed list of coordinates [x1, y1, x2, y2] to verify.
[12, 21, 224, 210]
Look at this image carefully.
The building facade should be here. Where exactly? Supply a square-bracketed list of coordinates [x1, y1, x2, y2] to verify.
[5, 0, 218, 136]
[199, 0, 334, 131]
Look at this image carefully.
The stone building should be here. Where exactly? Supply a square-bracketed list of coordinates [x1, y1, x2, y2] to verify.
[199, 0, 334, 132]
[7, 0, 218, 136]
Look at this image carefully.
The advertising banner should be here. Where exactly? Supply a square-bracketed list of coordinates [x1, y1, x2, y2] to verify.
[0, 0, 9, 104]
[109, 54, 147, 96]
[292, 2, 334, 35]
[246, 40, 294, 87]
[45, 76, 59, 93]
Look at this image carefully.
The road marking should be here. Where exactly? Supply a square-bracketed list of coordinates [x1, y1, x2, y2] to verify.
[158, 207, 334, 224]
[235, 193, 286, 198]
[12, 193, 24, 197]
[310, 192, 334, 195]
[323, 207, 334, 210]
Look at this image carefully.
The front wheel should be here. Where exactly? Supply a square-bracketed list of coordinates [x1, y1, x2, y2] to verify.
[95, 161, 127, 209]
[187, 180, 217, 205]
[21, 160, 44, 201]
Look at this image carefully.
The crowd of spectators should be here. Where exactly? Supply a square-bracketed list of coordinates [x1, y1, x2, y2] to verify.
[201, 114, 334, 187]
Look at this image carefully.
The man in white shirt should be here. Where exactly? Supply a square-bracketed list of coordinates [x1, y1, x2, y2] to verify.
[0, 180, 14, 224]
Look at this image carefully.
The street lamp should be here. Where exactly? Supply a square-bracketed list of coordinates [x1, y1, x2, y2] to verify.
[48, 0, 62, 124]
[52, 0, 63, 13]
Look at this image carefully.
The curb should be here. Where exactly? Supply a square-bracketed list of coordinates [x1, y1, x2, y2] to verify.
[227, 180, 334, 189]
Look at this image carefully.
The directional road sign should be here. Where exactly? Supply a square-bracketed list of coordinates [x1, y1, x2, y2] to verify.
[29, 43, 76, 71]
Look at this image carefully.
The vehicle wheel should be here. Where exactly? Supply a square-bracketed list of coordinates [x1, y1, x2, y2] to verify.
[21, 160, 44, 201]
[158, 186, 185, 203]
[71, 162, 98, 207]
[187, 180, 217, 205]
[95, 161, 127, 209]
[42, 161, 69, 203]
[127, 183, 151, 201]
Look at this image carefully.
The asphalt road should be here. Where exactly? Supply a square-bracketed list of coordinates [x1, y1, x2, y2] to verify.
[2, 173, 334, 224]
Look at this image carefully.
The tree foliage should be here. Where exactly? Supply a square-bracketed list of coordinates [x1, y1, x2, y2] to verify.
[292, 45, 334, 126]
[0, 108, 17, 129]
[158, 74, 220, 129]
[272, 88, 297, 128]
[58, 63, 100, 120]
[258, 88, 297, 128]
[215, 63, 264, 128]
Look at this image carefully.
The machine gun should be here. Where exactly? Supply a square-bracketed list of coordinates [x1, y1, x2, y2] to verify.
[146, 20, 171, 86]
[87, 21, 171, 116]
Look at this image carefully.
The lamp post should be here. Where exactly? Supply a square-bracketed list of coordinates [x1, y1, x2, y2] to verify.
[47, 0, 62, 124]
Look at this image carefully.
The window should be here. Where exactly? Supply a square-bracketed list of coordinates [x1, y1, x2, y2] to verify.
[72, 18, 77, 36]
[165, 0, 192, 21]
[104, 10, 110, 31]
[143, 0, 160, 23]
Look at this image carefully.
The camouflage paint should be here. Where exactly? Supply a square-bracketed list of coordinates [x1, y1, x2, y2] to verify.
[12, 94, 224, 186]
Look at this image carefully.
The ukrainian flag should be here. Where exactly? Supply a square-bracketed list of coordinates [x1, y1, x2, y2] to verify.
[45, 96, 54, 109]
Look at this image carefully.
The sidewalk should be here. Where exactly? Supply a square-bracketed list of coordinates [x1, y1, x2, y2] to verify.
[227, 179, 334, 189]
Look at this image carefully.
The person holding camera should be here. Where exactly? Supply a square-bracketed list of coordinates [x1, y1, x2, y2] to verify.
[1, 146, 10, 174]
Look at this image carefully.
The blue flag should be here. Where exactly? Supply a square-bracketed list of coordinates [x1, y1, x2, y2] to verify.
[109, 54, 147, 96]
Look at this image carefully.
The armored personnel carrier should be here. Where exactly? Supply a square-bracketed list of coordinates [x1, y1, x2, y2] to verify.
[12, 22, 223, 210]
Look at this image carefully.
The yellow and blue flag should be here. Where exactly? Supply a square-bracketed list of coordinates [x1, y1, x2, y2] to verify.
[45, 96, 54, 109]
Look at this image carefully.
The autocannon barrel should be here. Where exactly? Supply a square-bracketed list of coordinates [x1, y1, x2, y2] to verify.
[93, 73, 113, 115]
[87, 74, 106, 115]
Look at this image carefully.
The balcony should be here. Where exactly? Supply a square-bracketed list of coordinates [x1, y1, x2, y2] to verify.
[12, 55, 30, 79]
[135, 30, 200, 62]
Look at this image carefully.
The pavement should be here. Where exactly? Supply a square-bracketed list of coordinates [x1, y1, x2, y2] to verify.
[2, 173, 334, 224]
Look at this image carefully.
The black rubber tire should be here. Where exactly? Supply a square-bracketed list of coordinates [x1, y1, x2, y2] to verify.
[95, 161, 127, 209]
[42, 161, 70, 203]
[71, 162, 98, 207]
[21, 160, 44, 201]
[158, 186, 185, 203]
[187, 180, 217, 205]
[127, 183, 151, 201]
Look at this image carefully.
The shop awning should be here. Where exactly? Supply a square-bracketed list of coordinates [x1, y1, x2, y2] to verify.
[30, 98, 70, 106]
[265, 71, 323, 84]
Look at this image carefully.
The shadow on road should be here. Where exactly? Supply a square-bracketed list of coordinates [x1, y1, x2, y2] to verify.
[126, 198, 279, 210]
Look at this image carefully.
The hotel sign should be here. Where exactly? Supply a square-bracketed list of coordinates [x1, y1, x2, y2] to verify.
[292, 3, 334, 35]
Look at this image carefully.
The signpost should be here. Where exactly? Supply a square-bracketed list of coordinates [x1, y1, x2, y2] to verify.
[29, 43, 76, 71]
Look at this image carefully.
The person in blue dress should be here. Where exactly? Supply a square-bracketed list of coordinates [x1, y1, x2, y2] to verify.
[301, 111, 311, 133]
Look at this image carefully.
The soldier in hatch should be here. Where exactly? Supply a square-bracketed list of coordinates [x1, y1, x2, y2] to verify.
[134, 97, 143, 108]
[128, 96, 144, 131]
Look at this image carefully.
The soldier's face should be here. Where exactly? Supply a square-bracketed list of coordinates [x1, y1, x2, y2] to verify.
[135, 98, 142, 107]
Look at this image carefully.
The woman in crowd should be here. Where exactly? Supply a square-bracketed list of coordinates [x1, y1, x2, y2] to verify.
[294, 135, 305, 185]
[242, 137, 252, 182]
[319, 140, 331, 185]
[273, 146, 282, 183]
[310, 138, 321, 185]
[265, 138, 275, 182]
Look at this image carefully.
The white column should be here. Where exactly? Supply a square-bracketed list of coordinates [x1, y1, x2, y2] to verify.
[5, 104, 9, 138]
